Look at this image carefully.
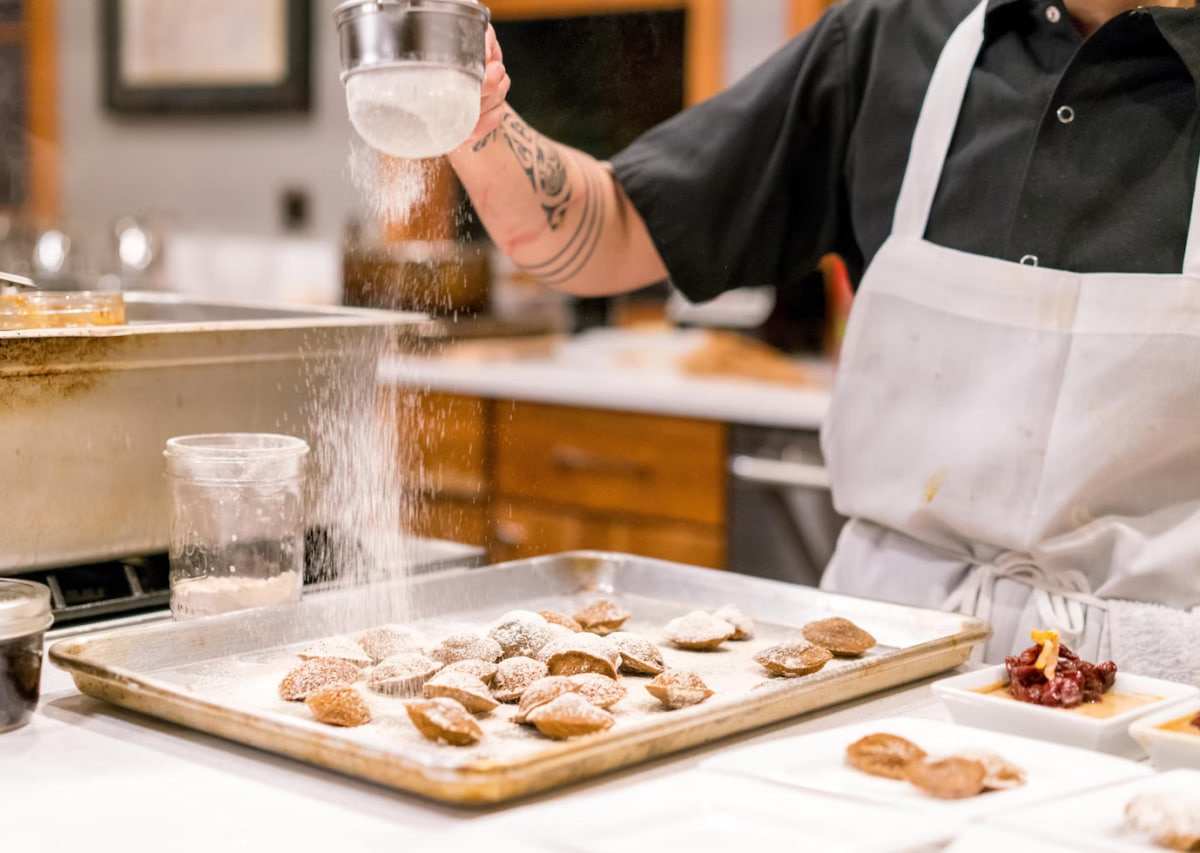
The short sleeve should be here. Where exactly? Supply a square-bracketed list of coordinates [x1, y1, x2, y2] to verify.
[609, 9, 854, 303]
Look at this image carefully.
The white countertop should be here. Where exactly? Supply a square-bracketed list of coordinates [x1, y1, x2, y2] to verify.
[380, 329, 831, 430]
[7, 646, 952, 853]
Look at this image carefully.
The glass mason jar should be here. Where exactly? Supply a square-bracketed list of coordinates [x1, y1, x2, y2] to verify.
[0, 579, 53, 733]
[164, 434, 309, 620]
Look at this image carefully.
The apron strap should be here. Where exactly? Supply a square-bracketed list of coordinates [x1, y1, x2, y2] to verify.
[891, 0, 989, 238]
[1185, 163, 1200, 276]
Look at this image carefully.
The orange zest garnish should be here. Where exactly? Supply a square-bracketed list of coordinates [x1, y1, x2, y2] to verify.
[1031, 629, 1060, 681]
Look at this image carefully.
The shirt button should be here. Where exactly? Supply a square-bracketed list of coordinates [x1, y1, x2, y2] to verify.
[1056, 105, 1075, 124]
[1045, 5, 1061, 22]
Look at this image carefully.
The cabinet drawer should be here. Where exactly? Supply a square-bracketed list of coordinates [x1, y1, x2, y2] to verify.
[491, 501, 725, 569]
[495, 403, 726, 525]
[406, 391, 488, 497]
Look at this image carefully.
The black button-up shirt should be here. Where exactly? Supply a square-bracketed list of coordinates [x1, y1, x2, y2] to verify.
[609, 0, 1200, 302]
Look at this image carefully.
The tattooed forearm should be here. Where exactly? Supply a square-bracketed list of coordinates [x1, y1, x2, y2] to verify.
[515, 159, 606, 285]
[475, 110, 574, 231]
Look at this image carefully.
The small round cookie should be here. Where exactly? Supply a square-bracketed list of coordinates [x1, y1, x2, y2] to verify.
[298, 637, 372, 668]
[492, 656, 549, 703]
[569, 673, 627, 709]
[406, 697, 483, 746]
[526, 692, 616, 740]
[488, 610, 555, 660]
[801, 617, 876, 657]
[904, 757, 987, 800]
[279, 657, 362, 701]
[513, 675, 583, 723]
[441, 658, 499, 686]
[845, 733, 927, 780]
[355, 625, 423, 664]
[754, 641, 833, 677]
[426, 632, 502, 666]
[664, 611, 735, 651]
[305, 684, 371, 727]
[540, 633, 621, 679]
[711, 604, 755, 641]
[367, 652, 442, 697]
[607, 631, 665, 675]
[423, 669, 499, 714]
[645, 670, 714, 710]
[539, 610, 583, 632]
[572, 600, 631, 635]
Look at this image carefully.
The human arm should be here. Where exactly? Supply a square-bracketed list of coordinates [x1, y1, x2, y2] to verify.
[447, 28, 668, 297]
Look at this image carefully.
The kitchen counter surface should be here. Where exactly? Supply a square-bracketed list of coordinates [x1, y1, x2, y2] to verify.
[380, 329, 832, 430]
[9, 642, 954, 853]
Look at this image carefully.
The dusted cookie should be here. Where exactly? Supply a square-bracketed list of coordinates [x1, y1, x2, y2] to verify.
[423, 670, 500, 714]
[527, 692, 616, 740]
[664, 611, 735, 651]
[1125, 791, 1200, 852]
[539, 610, 583, 632]
[645, 670, 714, 710]
[305, 684, 371, 727]
[954, 749, 1027, 790]
[513, 675, 583, 723]
[904, 757, 987, 799]
[298, 637, 372, 668]
[489, 610, 555, 660]
[406, 697, 483, 746]
[426, 632, 502, 666]
[540, 633, 621, 679]
[279, 657, 362, 701]
[355, 625, 423, 664]
[442, 658, 499, 686]
[367, 652, 442, 697]
[569, 672, 627, 709]
[492, 656, 549, 703]
[755, 641, 833, 677]
[572, 600, 630, 635]
[802, 617, 877, 657]
[845, 733, 927, 780]
[607, 631, 665, 675]
[711, 604, 755, 641]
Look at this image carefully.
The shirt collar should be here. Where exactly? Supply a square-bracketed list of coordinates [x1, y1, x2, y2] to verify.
[982, 0, 1200, 86]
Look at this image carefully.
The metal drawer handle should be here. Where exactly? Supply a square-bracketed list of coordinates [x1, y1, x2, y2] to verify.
[550, 447, 652, 479]
[729, 455, 831, 491]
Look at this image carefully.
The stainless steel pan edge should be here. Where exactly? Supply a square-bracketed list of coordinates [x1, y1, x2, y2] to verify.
[50, 552, 990, 805]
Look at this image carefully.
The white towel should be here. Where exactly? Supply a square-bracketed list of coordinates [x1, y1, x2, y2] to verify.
[1107, 599, 1200, 687]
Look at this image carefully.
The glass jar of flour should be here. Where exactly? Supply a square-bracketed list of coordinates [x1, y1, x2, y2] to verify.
[164, 434, 308, 619]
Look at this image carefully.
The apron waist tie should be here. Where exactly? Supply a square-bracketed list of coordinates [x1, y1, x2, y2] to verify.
[941, 551, 1106, 651]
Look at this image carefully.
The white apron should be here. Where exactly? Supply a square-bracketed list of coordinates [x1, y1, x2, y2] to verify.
[819, 0, 1200, 683]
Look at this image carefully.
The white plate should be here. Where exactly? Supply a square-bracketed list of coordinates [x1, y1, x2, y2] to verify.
[943, 824, 1111, 853]
[430, 771, 952, 853]
[1129, 696, 1200, 771]
[987, 769, 1200, 852]
[700, 716, 1150, 822]
[931, 665, 1198, 758]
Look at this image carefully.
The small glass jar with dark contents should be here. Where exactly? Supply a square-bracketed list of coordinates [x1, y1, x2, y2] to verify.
[0, 580, 53, 733]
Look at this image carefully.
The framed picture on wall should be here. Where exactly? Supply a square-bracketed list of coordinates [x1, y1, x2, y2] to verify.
[102, 0, 311, 114]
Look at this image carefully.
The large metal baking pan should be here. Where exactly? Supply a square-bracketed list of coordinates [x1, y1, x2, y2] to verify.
[50, 551, 989, 805]
[0, 292, 423, 572]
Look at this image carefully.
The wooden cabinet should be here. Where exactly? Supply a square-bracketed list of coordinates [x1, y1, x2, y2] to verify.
[402, 391, 728, 568]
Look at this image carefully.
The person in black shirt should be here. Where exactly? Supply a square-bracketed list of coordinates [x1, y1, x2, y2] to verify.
[444, 0, 1200, 677]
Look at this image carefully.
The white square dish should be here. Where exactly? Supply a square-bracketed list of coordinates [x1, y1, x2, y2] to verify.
[986, 769, 1200, 852]
[701, 716, 1149, 822]
[1128, 697, 1200, 771]
[930, 665, 1198, 759]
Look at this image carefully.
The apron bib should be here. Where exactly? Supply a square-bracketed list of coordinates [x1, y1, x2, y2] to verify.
[819, 0, 1200, 676]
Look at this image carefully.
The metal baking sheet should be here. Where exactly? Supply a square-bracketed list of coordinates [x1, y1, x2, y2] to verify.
[49, 551, 988, 805]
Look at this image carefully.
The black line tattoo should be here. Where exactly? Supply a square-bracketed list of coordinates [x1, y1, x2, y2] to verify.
[517, 161, 607, 285]
[477, 110, 574, 231]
